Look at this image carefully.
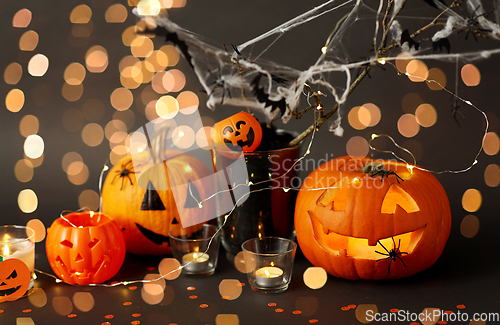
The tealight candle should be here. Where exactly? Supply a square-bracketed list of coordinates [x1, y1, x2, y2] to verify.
[255, 266, 284, 288]
[182, 252, 210, 273]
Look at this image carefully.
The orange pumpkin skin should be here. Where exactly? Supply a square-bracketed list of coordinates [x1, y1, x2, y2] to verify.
[212, 111, 263, 153]
[295, 156, 451, 280]
[46, 212, 126, 285]
[101, 150, 213, 255]
[0, 258, 31, 302]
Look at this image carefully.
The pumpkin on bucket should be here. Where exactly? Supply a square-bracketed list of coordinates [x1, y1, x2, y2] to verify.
[295, 156, 451, 280]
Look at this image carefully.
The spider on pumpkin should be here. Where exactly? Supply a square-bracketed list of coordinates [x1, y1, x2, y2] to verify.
[375, 237, 408, 274]
[110, 160, 140, 190]
[361, 162, 404, 183]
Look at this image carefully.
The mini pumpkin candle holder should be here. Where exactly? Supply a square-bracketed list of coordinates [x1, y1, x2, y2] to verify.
[46, 211, 126, 285]
[168, 224, 220, 277]
[0, 225, 35, 302]
[241, 237, 297, 294]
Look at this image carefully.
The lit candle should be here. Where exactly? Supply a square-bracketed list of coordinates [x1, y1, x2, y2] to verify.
[1, 233, 35, 288]
[255, 266, 284, 288]
[182, 252, 210, 273]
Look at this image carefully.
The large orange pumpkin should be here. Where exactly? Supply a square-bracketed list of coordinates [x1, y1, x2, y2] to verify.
[101, 150, 214, 255]
[295, 156, 451, 280]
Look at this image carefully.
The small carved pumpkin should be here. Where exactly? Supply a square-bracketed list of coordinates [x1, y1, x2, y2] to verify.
[101, 150, 214, 255]
[46, 212, 126, 285]
[0, 258, 31, 302]
[212, 111, 263, 153]
[295, 156, 451, 280]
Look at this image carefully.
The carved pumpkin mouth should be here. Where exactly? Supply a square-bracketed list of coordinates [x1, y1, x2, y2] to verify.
[223, 127, 255, 151]
[136, 223, 169, 245]
[310, 213, 425, 260]
[55, 255, 108, 280]
[0, 285, 22, 297]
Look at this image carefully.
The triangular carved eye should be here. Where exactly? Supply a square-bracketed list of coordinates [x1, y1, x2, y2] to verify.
[381, 184, 420, 214]
[6, 270, 17, 280]
[141, 181, 166, 211]
[316, 177, 349, 211]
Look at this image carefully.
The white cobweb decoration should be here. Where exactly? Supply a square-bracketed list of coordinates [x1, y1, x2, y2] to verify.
[137, 0, 500, 137]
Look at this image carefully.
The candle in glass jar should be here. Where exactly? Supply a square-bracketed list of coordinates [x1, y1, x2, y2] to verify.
[182, 252, 210, 273]
[1, 237, 35, 273]
[255, 266, 284, 288]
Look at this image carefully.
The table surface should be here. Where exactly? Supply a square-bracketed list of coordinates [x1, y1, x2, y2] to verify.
[0, 238, 498, 325]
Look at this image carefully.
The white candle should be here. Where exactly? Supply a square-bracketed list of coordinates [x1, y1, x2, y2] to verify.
[182, 252, 210, 273]
[1, 234, 35, 289]
[255, 266, 284, 288]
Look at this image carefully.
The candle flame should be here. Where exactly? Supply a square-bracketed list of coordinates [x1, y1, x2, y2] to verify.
[3, 245, 10, 256]
[192, 253, 198, 259]
[270, 261, 274, 267]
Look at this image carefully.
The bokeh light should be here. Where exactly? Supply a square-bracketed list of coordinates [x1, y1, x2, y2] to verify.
[460, 215, 480, 238]
[420, 308, 441, 325]
[156, 95, 179, 118]
[160, 45, 180, 66]
[62, 152, 83, 173]
[131, 36, 154, 58]
[6, 88, 25, 112]
[215, 314, 239, 325]
[483, 132, 499, 155]
[415, 103, 437, 127]
[461, 64, 480, 86]
[426, 67, 446, 90]
[4, 62, 23, 85]
[64, 63, 86, 85]
[178, 91, 199, 115]
[137, 0, 162, 16]
[158, 258, 181, 280]
[110, 88, 134, 111]
[348, 106, 366, 130]
[70, 4, 92, 24]
[163, 69, 186, 92]
[15, 159, 34, 182]
[142, 274, 166, 305]
[462, 188, 482, 213]
[19, 115, 39, 137]
[26, 219, 46, 242]
[406, 59, 428, 82]
[146, 50, 169, 71]
[397, 114, 420, 137]
[13, 8, 32, 28]
[86, 45, 108, 73]
[218, 279, 243, 300]
[346, 136, 369, 157]
[24, 134, 44, 159]
[71, 21, 93, 39]
[395, 52, 413, 74]
[19, 30, 39, 51]
[152, 71, 169, 93]
[303, 267, 327, 289]
[355, 304, 378, 324]
[484, 164, 500, 187]
[105, 4, 128, 23]
[196, 127, 213, 150]
[67, 163, 89, 185]
[52, 296, 73, 316]
[28, 54, 49, 77]
[28, 288, 47, 308]
[82, 123, 104, 147]
[401, 92, 422, 114]
[172, 125, 195, 149]
[18, 189, 38, 213]
[61, 83, 84, 102]
[73, 292, 95, 312]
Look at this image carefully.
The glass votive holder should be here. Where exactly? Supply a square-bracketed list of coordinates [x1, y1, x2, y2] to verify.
[241, 236, 297, 293]
[169, 224, 220, 277]
[0, 225, 36, 298]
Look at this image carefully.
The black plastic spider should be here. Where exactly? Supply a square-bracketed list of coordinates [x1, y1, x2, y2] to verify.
[361, 162, 404, 183]
[375, 237, 408, 275]
[458, 5, 492, 41]
[207, 67, 232, 105]
[110, 160, 139, 190]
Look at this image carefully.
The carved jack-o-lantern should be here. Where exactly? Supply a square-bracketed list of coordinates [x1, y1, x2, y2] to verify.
[295, 156, 451, 280]
[212, 111, 263, 153]
[101, 150, 214, 255]
[0, 258, 31, 302]
[46, 212, 126, 285]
